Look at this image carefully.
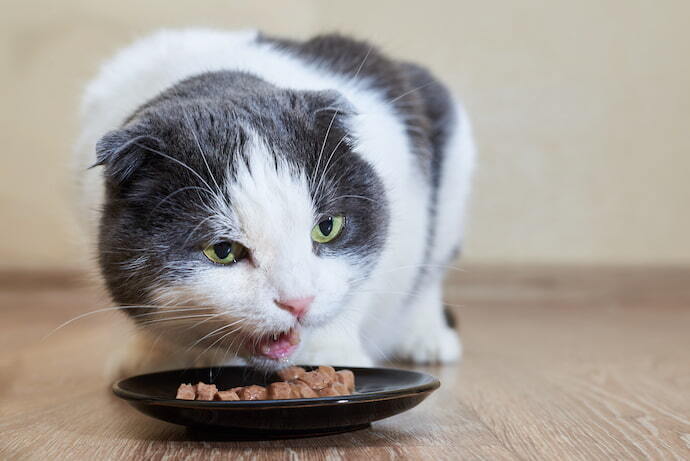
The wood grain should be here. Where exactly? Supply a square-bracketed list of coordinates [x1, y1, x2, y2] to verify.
[1, 266, 689, 460]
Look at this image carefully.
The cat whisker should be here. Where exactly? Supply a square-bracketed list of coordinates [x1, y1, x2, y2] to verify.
[322, 194, 377, 206]
[134, 309, 224, 331]
[181, 108, 222, 194]
[187, 311, 227, 330]
[133, 142, 216, 197]
[145, 311, 226, 335]
[219, 332, 246, 365]
[42, 304, 213, 340]
[137, 313, 221, 327]
[347, 263, 466, 286]
[184, 319, 245, 353]
[311, 46, 372, 191]
[350, 45, 373, 84]
[311, 107, 340, 191]
[351, 289, 466, 310]
[181, 214, 216, 247]
[313, 105, 343, 115]
[360, 332, 392, 362]
[387, 81, 434, 105]
[131, 307, 215, 319]
[314, 133, 349, 197]
[192, 325, 244, 366]
[102, 246, 163, 253]
[145, 186, 213, 224]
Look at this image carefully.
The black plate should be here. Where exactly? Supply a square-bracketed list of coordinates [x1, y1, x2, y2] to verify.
[113, 366, 440, 439]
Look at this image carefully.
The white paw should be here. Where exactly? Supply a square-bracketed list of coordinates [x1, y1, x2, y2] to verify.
[394, 326, 462, 364]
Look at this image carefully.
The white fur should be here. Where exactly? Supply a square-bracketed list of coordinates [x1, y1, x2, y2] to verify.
[74, 29, 476, 375]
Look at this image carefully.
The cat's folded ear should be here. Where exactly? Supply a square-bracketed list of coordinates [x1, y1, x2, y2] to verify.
[92, 123, 162, 184]
[307, 89, 357, 123]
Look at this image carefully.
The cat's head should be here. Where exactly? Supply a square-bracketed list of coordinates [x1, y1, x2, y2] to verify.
[94, 72, 388, 368]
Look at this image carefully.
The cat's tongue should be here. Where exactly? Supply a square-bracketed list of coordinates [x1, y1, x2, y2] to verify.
[256, 329, 300, 360]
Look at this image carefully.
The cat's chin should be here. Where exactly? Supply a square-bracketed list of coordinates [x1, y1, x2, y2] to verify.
[245, 355, 296, 371]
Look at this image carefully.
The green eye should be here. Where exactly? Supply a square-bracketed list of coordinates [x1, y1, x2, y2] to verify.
[203, 241, 247, 265]
[311, 215, 344, 243]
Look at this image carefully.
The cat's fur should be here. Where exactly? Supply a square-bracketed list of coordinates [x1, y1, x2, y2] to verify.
[74, 29, 475, 378]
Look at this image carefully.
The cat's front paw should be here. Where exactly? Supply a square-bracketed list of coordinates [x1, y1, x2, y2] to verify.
[394, 326, 462, 364]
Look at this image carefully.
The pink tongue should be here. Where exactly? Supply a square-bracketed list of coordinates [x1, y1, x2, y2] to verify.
[258, 332, 298, 360]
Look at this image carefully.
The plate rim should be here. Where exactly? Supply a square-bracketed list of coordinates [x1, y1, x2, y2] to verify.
[112, 365, 441, 408]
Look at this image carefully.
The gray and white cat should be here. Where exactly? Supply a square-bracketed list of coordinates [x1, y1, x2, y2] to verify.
[74, 29, 475, 378]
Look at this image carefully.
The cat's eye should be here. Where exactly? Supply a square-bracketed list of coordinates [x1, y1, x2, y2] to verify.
[311, 215, 344, 243]
[202, 241, 247, 265]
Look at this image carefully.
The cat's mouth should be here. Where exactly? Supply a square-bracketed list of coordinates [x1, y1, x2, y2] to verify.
[247, 328, 300, 360]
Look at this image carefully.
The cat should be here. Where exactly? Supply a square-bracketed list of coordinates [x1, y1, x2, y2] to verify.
[73, 29, 476, 378]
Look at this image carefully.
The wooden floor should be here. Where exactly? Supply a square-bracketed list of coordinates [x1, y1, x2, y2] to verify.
[1, 266, 689, 460]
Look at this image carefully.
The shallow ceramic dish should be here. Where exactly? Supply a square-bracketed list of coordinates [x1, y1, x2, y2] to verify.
[113, 365, 440, 439]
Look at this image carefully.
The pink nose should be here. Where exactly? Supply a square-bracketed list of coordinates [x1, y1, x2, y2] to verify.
[275, 296, 314, 318]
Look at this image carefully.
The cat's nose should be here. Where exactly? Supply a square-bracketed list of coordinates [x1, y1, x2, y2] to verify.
[275, 296, 314, 318]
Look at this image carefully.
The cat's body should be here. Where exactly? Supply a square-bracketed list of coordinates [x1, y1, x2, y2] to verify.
[75, 29, 475, 377]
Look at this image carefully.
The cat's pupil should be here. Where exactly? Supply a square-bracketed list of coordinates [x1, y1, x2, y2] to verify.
[213, 242, 232, 259]
[319, 217, 333, 236]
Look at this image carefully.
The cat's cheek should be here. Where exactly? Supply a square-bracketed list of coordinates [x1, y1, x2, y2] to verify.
[303, 260, 356, 326]
[182, 266, 289, 325]
[145, 265, 284, 328]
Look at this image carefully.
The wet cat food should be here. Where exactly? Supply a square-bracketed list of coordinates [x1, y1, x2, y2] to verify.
[175, 366, 355, 401]
[276, 366, 307, 381]
[214, 390, 240, 401]
[237, 384, 268, 400]
[175, 383, 196, 400]
[175, 381, 218, 400]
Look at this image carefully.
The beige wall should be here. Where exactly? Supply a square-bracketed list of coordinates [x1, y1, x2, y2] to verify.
[1, 0, 689, 270]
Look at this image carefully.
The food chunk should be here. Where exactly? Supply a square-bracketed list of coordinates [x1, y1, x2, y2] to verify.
[238, 385, 267, 400]
[215, 390, 240, 401]
[332, 381, 349, 395]
[276, 366, 307, 382]
[316, 365, 337, 380]
[297, 370, 331, 391]
[335, 369, 355, 393]
[267, 382, 293, 399]
[290, 381, 318, 398]
[317, 384, 341, 397]
[175, 383, 196, 400]
[195, 382, 218, 401]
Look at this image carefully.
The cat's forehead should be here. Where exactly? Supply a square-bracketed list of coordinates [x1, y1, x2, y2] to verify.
[222, 132, 315, 258]
[138, 71, 350, 148]
[145, 90, 336, 152]
[138, 84, 355, 204]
